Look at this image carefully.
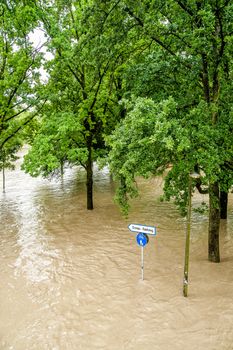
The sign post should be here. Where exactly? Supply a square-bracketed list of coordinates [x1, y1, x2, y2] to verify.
[129, 223, 157, 281]
[136, 232, 149, 280]
[141, 246, 144, 281]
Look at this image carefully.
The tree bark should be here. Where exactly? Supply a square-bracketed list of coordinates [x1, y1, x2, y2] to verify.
[86, 138, 93, 210]
[208, 182, 220, 262]
[220, 191, 228, 219]
[60, 160, 64, 177]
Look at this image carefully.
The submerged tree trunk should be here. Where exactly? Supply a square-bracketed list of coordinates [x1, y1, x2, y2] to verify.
[208, 182, 220, 262]
[86, 139, 93, 210]
[220, 191, 228, 219]
[60, 160, 64, 177]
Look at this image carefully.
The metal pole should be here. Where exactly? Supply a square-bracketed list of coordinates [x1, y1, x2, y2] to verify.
[3, 164, 5, 193]
[141, 246, 144, 281]
[183, 176, 192, 297]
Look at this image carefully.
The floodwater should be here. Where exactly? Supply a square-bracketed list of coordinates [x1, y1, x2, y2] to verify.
[1, 151, 233, 350]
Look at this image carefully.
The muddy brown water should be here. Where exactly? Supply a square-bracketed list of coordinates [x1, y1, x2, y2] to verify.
[1, 151, 233, 350]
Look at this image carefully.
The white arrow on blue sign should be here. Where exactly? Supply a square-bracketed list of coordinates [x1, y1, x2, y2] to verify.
[136, 232, 149, 246]
[128, 223, 156, 236]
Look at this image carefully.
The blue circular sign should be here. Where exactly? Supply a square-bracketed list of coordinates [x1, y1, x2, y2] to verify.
[136, 233, 149, 247]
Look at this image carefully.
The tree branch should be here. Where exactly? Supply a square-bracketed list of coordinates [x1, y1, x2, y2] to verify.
[195, 179, 209, 194]
[124, 6, 193, 69]
[124, 7, 144, 27]
[5, 99, 39, 122]
[175, 0, 194, 16]
[3, 57, 36, 120]
[0, 100, 47, 149]
[89, 58, 111, 112]
[100, 0, 122, 29]
[0, 34, 8, 80]
[201, 54, 210, 103]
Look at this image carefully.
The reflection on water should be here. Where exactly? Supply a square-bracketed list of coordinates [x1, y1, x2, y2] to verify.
[1, 150, 233, 349]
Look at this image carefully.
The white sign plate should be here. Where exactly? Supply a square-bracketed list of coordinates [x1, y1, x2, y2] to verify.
[128, 223, 156, 236]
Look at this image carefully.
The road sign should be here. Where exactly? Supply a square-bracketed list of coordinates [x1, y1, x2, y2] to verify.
[128, 223, 156, 235]
[136, 233, 149, 247]
[129, 224, 157, 281]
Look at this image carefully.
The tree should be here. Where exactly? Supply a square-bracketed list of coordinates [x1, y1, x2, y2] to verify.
[107, 0, 233, 262]
[23, 0, 143, 209]
[0, 0, 45, 186]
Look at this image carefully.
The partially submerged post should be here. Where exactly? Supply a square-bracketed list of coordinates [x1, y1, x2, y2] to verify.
[2, 164, 5, 193]
[183, 171, 200, 297]
[136, 232, 149, 281]
[128, 223, 157, 281]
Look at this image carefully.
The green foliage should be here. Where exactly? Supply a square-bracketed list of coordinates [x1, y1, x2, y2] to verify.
[0, 0, 44, 171]
[22, 110, 87, 177]
[0, 139, 21, 171]
[23, 0, 137, 185]
[193, 202, 209, 215]
[106, 0, 233, 218]
[1, 0, 232, 224]
[108, 93, 233, 213]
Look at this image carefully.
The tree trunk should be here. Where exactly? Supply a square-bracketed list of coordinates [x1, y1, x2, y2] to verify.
[86, 140, 93, 210]
[60, 160, 64, 177]
[208, 182, 220, 262]
[220, 191, 228, 219]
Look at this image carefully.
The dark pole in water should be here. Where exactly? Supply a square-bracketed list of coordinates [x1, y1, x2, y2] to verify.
[2, 151, 6, 193]
[183, 175, 192, 297]
[183, 172, 200, 297]
[3, 164, 5, 193]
